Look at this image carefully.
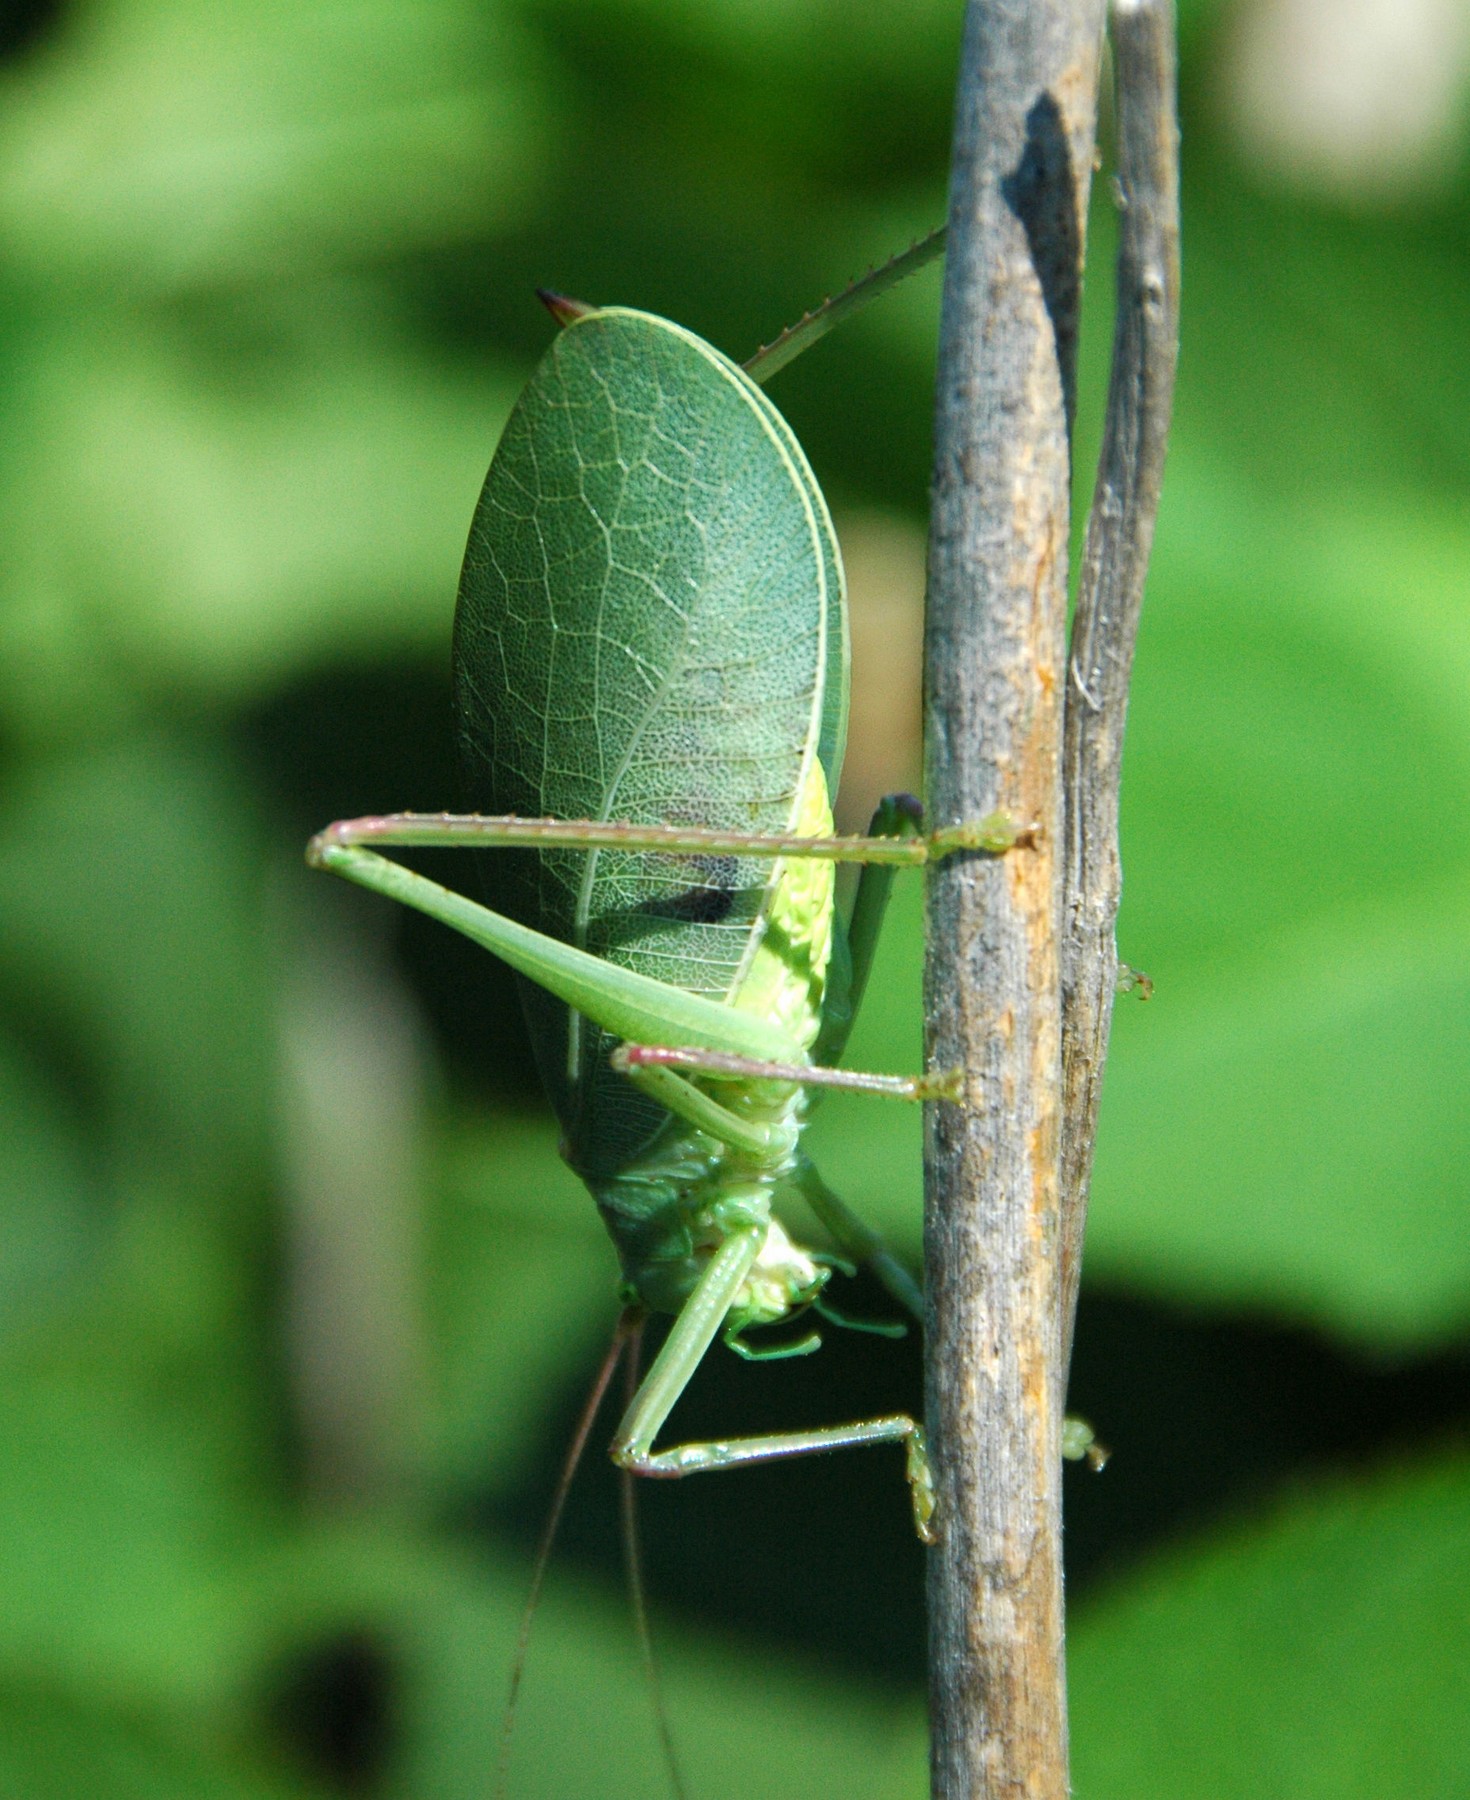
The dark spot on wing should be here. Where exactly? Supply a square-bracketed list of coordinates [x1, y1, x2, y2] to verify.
[642, 854, 739, 924]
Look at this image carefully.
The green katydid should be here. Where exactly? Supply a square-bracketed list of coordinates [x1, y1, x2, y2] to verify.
[307, 233, 1051, 1543]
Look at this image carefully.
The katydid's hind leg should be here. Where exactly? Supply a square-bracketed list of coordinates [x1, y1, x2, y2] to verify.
[310, 844, 808, 1067]
[310, 804, 1023, 865]
[610, 1223, 935, 1542]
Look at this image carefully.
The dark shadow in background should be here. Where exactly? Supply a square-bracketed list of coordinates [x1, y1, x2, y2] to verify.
[0, 0, 62, 59]
[265, 1630, 397, 1796]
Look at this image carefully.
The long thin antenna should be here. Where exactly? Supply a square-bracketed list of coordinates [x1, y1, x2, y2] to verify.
[619, 1321, 690, 1800]
[495, 1310, 637, 1800]
[742, 226, 947, 384]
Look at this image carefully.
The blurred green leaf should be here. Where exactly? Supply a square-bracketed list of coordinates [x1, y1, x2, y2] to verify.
[0, 1033, 95, 1329]
[1084, 447, 1470, 1346]
[0, 1688, 319, 1800]
[0, 0, 542, 736]
[384, 1540, 927, 1800]
[1070, 1449, 1470, 1799]
[0, 1381, 274, 1710]
[424, 1111, 618, 1493]
[0, 0, 552, 293]
[1173, 183, 1470, 509]
[1092, 888, 1470, 1343]
[0, 296, 518, 733]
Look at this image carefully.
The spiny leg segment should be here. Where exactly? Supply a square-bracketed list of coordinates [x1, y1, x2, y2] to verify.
[308, 805, 1028, 864]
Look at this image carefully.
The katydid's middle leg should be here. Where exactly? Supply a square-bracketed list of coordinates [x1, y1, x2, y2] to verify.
[793, 1159, 924, 1324]
[619, 794, 938, 1332]
[611, 1222, 936, 1542]
[610, 792, 962, 1098]
[612, 1041, 962, 1101]
[613, 1058, 927, 1334]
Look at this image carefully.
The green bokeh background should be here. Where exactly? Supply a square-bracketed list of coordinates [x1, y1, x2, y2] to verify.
[2, 0, 1467, 1793]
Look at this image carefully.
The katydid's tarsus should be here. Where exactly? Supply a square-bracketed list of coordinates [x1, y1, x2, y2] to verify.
[308, 254, 1080, 1547]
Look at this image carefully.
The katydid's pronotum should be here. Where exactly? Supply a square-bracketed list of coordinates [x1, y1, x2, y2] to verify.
[308, 240, 1095, 1550]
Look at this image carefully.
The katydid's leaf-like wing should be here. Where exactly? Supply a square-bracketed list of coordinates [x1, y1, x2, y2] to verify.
[453, 308, 844, 1177]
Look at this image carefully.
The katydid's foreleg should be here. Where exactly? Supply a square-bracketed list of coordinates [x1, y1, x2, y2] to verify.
[312, 794, 977, 1100]
[312, 845, 939, 1151]
[794, 1160, 924, 1324]
[611, 1224, 936, 1542]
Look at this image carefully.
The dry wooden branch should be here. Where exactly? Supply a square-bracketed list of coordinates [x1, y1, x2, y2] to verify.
[923, 1, 1107, 1795]
[1060, 0, 1182, 1373]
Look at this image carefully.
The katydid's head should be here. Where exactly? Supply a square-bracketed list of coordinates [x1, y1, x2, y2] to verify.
[721, 1218, 830, 1351]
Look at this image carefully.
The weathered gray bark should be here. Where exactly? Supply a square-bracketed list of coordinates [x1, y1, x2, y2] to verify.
[1059, 0, 1181, 1371]
[924, 0, 1181, 1794]
[923, 2, 1106, 1796]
